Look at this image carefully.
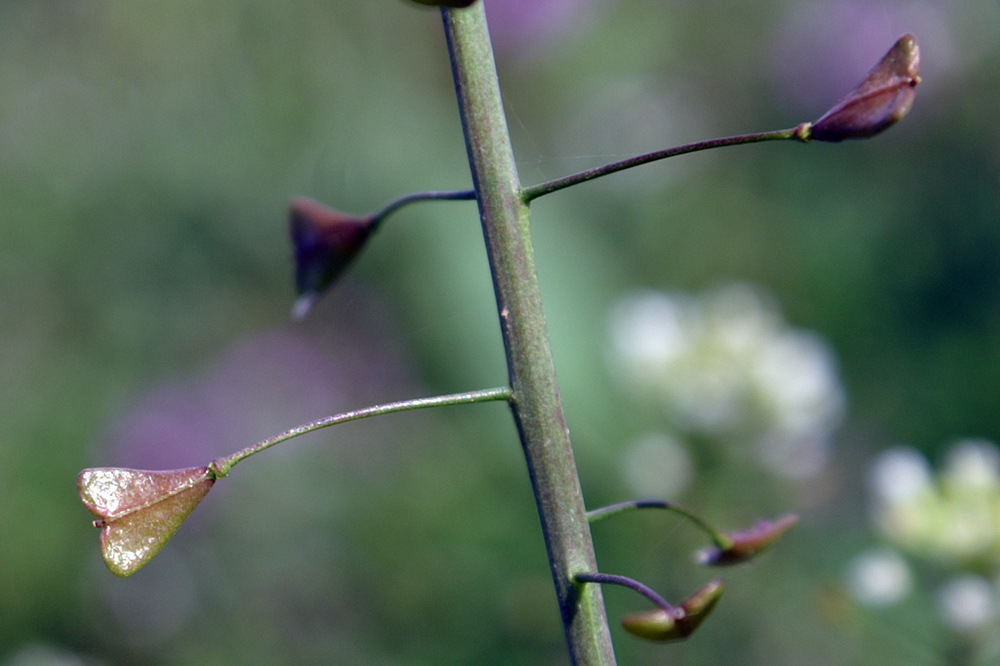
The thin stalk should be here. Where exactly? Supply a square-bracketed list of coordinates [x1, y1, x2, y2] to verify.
[441, 5, 616, 665]
[574, 572, 676, 614]
[521, 125, 807, 202]
[369, 188, 476, 228]
[588, 499, 735, 550]
[209, 386, 511, 477]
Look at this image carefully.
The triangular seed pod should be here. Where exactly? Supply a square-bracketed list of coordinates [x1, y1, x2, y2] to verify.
[289, 197, 376, 319]
[698, 514, 799, 566]
[620, 579, 726, 642]
[78, 466, 215, 577]
[807, 34, 921, 142]
[675, 578, 725, 637]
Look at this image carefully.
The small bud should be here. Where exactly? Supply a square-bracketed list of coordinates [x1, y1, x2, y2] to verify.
[698, 514, 799, 566]
[621, 579, 726, 642]
[289, 197, 377, 319]
[78, 466, 215, 577]
[805, 34, 920, 142]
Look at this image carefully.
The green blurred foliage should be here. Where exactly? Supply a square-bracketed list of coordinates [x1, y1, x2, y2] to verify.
[2, 0, 999, 664]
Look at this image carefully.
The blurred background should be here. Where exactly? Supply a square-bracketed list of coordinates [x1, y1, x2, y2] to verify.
[2, 0, 999, 664]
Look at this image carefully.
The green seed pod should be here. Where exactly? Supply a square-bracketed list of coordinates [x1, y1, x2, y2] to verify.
[676, 578, 725, 636]
[620, 579, 726, 642]
[620, 607, 682, 642]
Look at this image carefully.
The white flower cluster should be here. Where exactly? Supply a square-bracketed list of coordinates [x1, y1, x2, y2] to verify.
[609, 283, 845, 479]
[851, 440, 1000, 632]
[871, 440, 1000, 564]
[845, 546, 999, 633]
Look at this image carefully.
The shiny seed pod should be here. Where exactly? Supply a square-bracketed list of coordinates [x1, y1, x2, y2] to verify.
[808, 34, 921, 142]
[78, 466, 215, 577]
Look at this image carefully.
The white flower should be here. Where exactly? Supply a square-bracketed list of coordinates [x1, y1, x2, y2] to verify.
[938, 576, 997, 632]
[870, 447, 934, 504]
[845, 547, 913, 607]
[608, 290, 694, 380]
[751, 330, 843, 436]
[943, 439, 1000, 491]
[608, 283, 846, 479]
[870, 440, 1000, 562]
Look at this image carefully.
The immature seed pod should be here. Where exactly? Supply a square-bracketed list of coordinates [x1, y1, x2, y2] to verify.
[289, 197, 377, 319]
[807, 34, 921, 142]
[676, 578, 725, 636]
[698, 514, 800, 566]
[620, 607, 681, 642]
[620, 579, 726, 642]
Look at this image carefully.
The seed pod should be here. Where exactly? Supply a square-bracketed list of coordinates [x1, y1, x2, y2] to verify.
[78, 466, 215, 577]
[699, 514, 799, 566]
[620, 579, 726, 642]
[289, 197, 377, 319]
[676, 578, 725, 636]
[620, 607, 681, 642]
[808, 34, 921, 142]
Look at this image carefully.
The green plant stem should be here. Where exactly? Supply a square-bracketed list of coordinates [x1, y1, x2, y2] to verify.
[588, 499, 735, 550]
[441, 5, 616, 665]
[209, 386, 511, 477]
[369, 188, 476, 228]
[521, 125, 807, 202]
[574, 572, 676, 614]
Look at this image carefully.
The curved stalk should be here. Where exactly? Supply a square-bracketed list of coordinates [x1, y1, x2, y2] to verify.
[210, 386, 511, 477]
[574, 571, 676, 613]
[369, 188, 476, 228]
[588, 499, 735, 550]
[521, 126, 806, 202]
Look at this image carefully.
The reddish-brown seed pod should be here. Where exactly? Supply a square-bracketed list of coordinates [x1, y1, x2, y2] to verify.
[289, 197, 377, 319]
[699, 514, 800, 566]
[78, 466, 215, 577]
[808, 34, 921, 142]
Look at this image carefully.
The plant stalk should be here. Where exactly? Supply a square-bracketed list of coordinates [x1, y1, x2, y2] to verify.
[370, 188, 476, 228]
[441, 6, 616, 665]
[210, 386, 511, 476]
[588, 499, 735, 550]
[521, 126, 805, 202]
[574, 572, 676, 613]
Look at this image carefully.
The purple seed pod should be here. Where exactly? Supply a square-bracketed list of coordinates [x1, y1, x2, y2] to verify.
[808, 34, 921, 142]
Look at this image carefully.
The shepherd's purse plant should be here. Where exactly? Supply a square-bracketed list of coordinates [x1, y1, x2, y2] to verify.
[77, 4, 920, 664]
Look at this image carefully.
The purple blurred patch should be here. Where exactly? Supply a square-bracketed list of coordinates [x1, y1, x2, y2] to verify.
[485, 0, 601, 58]
[769, 1, 952, 117]
[101, 298, 415, 472]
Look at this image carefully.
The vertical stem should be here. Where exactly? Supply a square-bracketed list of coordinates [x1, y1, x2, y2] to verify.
[441, 6, 616, 665]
